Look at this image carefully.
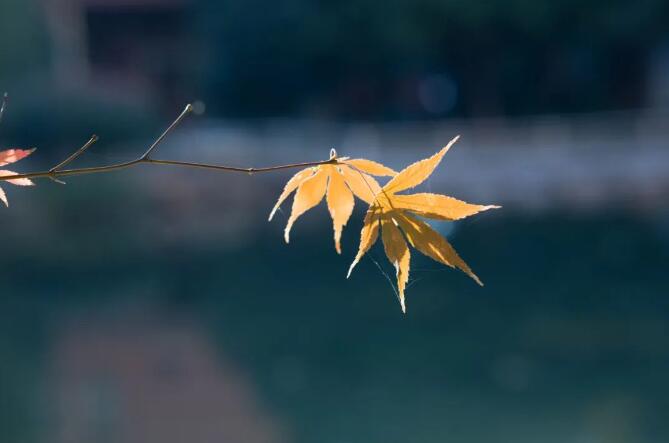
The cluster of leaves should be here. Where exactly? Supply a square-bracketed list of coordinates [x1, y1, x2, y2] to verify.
[0, 148, 34, 206]
[0, 95, 35, 205]
[269, 136, 499, 312]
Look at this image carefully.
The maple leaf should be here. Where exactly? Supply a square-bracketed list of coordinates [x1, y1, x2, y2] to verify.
[0, 148, 35, 206]
[269, 149, 397, 253]
[347, 136, 500, 313]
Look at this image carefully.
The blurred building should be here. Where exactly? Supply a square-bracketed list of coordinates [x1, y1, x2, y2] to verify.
[44, 0, 193, 108]
[647, 42, 669, 109]
[32, 0, 669, 118]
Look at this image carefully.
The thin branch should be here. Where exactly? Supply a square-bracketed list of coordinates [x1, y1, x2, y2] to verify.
[0, 157, 338, 182]
[144, 158, 338, 174]
[0, 103, 339, 183]
[0, 93, 8, 125]
[50, 134, 98, 172]
[139, 103, 193, 159]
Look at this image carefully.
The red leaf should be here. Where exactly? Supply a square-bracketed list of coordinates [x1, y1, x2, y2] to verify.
[0, 148, 35, 166]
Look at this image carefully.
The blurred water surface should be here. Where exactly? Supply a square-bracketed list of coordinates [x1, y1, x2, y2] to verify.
[0, 164, 667, 443]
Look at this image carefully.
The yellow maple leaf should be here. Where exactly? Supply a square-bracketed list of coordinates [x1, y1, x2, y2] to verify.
[347, 136, 500, 313]
[0, 148, 35, 207]
[269, 149, 397, 253]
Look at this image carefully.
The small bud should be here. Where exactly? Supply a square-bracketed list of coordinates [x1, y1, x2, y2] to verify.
[191, 101, 206, 115]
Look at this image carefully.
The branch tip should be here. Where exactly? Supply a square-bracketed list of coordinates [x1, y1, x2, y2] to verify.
[140, 103, 194, 160]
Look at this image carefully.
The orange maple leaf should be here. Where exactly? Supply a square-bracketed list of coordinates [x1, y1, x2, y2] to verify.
[269, 149, 397, 253]
[347, 136, 500, 312]
[0, 148, 35, 206]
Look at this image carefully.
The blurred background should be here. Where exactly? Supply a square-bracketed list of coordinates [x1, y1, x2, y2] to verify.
[1, 0, 668, 442]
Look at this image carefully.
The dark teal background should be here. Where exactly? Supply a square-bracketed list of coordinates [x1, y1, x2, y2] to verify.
[1, 1, 668, 441]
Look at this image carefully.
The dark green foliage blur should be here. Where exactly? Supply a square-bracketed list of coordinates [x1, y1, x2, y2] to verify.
[2, 0, 669, 121]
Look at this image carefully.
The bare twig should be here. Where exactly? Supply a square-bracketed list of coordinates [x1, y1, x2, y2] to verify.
[143, 158, 338, 174]
[48, 176, 67, 185]
[0, 93, 8, 125]
[139, 103, 193, 160]
[49, 134, 98, 172]
[0, 103, 339, 183]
